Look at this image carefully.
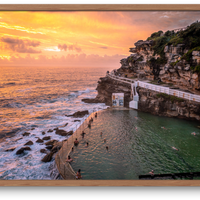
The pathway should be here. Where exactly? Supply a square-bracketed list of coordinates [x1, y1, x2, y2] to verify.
[107, 73, 200, 103]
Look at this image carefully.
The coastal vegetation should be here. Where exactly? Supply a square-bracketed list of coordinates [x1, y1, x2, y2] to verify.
[156, 93, 185, 103]
[146, 21, 200, 66]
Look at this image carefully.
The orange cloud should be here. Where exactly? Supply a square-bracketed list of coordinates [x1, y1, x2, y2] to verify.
[0, 11, 199, 66]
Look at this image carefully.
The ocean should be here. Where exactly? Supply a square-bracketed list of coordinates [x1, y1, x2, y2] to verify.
[0, 65, 113, 180]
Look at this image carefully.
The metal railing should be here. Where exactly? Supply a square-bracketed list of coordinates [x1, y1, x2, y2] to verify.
[137, 81, 200, 103]
[107, 72, 200, 103]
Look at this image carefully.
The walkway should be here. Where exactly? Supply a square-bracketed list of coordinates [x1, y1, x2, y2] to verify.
[55, 112, 98, 179]
[107, 73, 200, 103]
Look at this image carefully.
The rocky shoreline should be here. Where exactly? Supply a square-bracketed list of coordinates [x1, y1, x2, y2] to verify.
[4, 110, 91, 179]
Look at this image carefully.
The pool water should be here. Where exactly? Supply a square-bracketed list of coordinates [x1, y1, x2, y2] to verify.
[70, 109, 200, 180]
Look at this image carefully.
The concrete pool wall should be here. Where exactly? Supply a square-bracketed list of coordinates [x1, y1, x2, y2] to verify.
[55, 109, 105, 180]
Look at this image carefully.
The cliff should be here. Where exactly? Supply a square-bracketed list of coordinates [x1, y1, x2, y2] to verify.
[118, 21, 200, 93]
[82, 21, 200, 121]
[138, 87, 200, 121]
[84, 76, 200, 121]
[83, 76, 132, 107]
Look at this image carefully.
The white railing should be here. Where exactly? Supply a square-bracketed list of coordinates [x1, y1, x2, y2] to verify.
[137, 81, 200, 103]
[107, 73, 200, 103]
[107, 73, 135, 84]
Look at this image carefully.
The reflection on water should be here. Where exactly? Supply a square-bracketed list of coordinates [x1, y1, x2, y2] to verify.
[71, 109, 200, 180]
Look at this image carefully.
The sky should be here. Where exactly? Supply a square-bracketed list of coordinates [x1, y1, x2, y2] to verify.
[0, 11, 200, 67]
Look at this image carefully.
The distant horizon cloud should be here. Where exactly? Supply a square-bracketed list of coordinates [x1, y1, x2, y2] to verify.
[0, 53, 124, 68]
[58, 43, 82, 53]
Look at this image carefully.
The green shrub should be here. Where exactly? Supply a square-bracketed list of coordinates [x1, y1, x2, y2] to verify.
[156, 93, 184, 103]
[153, 36, 170, 57]
[168, 36, 184, 46]
[193, 65, 200, 74]
[181, 46, 200, 62]
[170, 60, 179, 67]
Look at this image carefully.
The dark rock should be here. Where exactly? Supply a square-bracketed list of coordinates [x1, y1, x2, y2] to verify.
[67, 131, 73, 135]
[66, 110, 89, 118]
[46, 145, 53, 150]
[5, 147, 16, 152]
[82, 98, 100, 103]
[22, 132, 31, 136]
[41, 152, 54, 162]
[40, 149, 48, 154]
[74, 120, 81, 122]
[55, 129, 73, 136]
[42, 131, 46, 135]
[53, 127, 59, 131]
[45, 140, 58, 146]
[47, 129, 53, 133]
[31, 128, 35, 130]
[24, 141, 33, 146]
[51, 145, 61, 153]
[64, 123, 68, 127]
[16, 147, 31, 155]
[55, 129, 67, 136]
[42, 136, 51, 140]
[36, 138, 43, 143]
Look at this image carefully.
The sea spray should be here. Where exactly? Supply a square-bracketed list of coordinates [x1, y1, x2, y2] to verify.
[0, 66, 112, 179]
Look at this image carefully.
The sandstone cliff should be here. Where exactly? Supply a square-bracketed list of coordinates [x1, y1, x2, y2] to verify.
[138, 87, 200, 121]
[117, 22, 200, 94]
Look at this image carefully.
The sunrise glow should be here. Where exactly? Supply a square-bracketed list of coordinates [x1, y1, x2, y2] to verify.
[0, 11, 200, 67]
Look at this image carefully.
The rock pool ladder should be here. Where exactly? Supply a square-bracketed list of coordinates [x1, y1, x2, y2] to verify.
[107, 73, 139, 109]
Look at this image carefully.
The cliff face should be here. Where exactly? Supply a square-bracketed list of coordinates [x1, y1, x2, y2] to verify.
[137, 87, 200, 121]
[89, 77, 200, 121]
[92, 76, 132, 107]
[117, 22, 200, 94]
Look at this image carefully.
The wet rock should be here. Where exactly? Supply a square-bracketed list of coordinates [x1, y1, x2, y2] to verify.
[66, 130, 73, 136]
[40, 149, 48, 154]
[51, 145, 61, 153]
[36, 138, 43, 143]
[47, 129, 53, 133]
[5, 147, 16, 152]
[42, 131, 46, 135]
[16, 147, 31, 155]
[55, 129, 67, 136]
[55, 129, 73, 136]
[31, 128, 35, 130]
[82, 98, 100, 103]
[66, 110, 89, 118]
[42, 136, 51, 140]
[24, 141, 33, 146]
[41, 152, 54, 162]
[22, 132, 31, 136]
[46, 145, 53, 150]
[45, 140, 58, 146]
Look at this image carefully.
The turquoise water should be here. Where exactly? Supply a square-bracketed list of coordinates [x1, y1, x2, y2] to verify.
[70, 109, 200, 179]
